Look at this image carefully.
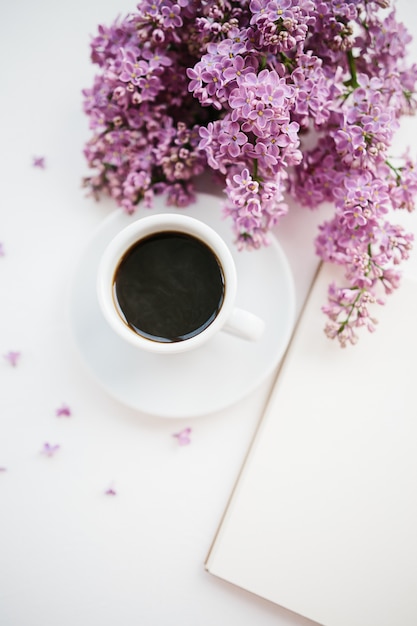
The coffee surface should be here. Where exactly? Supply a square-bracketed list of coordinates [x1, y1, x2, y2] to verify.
[113, 231, 225, 342]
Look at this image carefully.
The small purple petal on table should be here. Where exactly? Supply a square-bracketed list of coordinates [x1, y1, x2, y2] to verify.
[55, 404, 72, 417]
[104, 487, 117, 496]
[0, 242, 5, 257]
[3, 351, 21, 367]
[0, 467, 7, 472]
[32, 156, 46, 169]
[172, 427, 192, 446]
[41, 443, 60, 457]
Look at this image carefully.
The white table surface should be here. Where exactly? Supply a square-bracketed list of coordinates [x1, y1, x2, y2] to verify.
[1, 2, 416, 625]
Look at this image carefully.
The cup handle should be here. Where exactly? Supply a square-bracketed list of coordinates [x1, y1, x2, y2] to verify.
[223, 307, 265, 341]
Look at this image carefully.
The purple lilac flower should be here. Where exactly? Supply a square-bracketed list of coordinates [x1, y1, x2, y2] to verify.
[3, 351, 21, 367]
[218, 121, 248, 158]
[41, 443, 60, 457]
[55, 404, 72, 417]
[142, 47, 172, 69]
[172, 427, 192, 446]
[82, 1, 417, 346]
[32, 156, 46, 169]
[119, 56, 148, 86]
[223, 55, 253, 85]
[322, 285, 379, 348]
[161, 4, 183, 28]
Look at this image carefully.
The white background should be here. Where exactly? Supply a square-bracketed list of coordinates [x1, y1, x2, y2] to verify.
[0, 1, 416, 625]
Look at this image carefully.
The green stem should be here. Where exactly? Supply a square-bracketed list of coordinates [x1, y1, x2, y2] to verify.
[259, 56, 267, 71]
[337, 288, 363, 334]
[403, 88, 413, 102]
[279, 51, 295, 71]
[338, 247, 374, 334]
[253, 158, 259, 181]
[385, 159, 402, 183]
[346, 49, 359, 89]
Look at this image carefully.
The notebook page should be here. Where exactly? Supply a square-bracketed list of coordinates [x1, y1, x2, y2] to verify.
[206, 263, 417, 626]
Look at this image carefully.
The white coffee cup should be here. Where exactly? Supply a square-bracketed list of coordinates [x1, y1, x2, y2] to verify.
[97, 213, 265, 354]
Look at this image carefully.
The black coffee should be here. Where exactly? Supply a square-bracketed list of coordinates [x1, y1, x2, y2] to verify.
[113, 231, 225, 342]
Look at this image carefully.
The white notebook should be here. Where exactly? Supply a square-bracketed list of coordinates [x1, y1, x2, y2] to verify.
[206, 263, 417, 626]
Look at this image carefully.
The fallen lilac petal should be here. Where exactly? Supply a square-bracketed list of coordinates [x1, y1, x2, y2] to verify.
[55, 404, 72, 417]
[0, 242, 5, 257]
[0, 467, 7, 472]
[172, 427, 192, 446]
[32, 156, 46, 169]
[3, 351, 21, 367]
[41, 443, 60, 457]
[104, 487, 117, 496]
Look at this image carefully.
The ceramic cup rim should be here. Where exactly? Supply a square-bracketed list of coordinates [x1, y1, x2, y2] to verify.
[96, 213, 238, 354]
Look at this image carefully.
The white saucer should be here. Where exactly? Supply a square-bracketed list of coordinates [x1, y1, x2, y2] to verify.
[68, 193, 295, 418]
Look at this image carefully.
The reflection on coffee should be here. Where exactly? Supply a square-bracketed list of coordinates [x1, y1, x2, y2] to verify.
[113, 231, 225, 343]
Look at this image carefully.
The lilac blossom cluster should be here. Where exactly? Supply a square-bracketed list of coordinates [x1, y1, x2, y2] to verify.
[83, 0, 417, 345]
